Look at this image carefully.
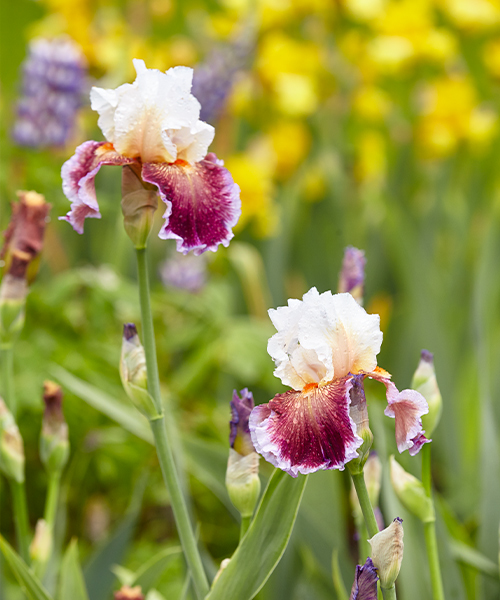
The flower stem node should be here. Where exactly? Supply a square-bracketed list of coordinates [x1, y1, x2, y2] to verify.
[389, 456, 435, 523]
[0, 398, 25, 483]
[120, 324, 158, 419]
[411, 350, 442, 437]
[40, 381, 69, 474]
[226, 448, 261, 518]
[368, 517, 404, 590]
[121, 165, 158, 249]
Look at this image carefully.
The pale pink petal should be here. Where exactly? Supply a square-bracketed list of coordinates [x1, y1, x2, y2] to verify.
[141, 152, 240, 255]
[384, 387, 429, 454]
[60, 141, 134, 233]
[249, 377, 363, 477]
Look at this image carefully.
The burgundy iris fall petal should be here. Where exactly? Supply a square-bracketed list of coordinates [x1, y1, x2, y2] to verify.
[141, 153, 240, 255]
[249, 378, 363, 478]
[60, 141, 134, 233]
[349, 557, 379, 600]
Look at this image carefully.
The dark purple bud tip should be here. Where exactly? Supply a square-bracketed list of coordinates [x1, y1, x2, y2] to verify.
[43, 380, 64, 424]
[123, 323, 138, 341]
[394, 517, 403, 524]
[229, 388, 255, 455]
[420, 349, 434, 363]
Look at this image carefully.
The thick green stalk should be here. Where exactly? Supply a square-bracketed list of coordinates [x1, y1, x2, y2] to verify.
[135, 248, 209, 600]
[240, 516, 251, 541]
[1, 347, 16, 418]
[10, 481, 30, 563]
[381, 585, 397, 600]
[43, 472, 60, 528]
[350, 471, 379, 539]
[421, 444, 445, 600]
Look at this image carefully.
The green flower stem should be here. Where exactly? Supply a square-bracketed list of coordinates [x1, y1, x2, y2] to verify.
[350, 471, 379, 539]
[136, 248, 209, 600]
[381, 585, 397, 600]
[10, 480, 30, 563]
[43, 472, 61, 528]
[1, 346, 16, 418]
[240, 516, 251, 541]
[421, 444, 445, 600]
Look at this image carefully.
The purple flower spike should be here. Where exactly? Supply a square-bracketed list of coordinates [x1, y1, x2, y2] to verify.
[338, 246, 366, 304]
[230, 389, 255, 456]
[13, 36, 88, 148]
[350, 557, 379, 600]
[249, 378, 363, 478]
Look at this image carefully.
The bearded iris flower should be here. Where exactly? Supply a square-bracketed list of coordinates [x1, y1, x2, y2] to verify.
[60, 59, 241, 255]
[249, 288, 430, 477]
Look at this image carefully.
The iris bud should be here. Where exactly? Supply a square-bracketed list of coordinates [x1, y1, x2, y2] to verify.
[411, 350, 442, 436]
[347, 376, 373, 474]
[338, 246, 366, 305]
[30, 519, 52, 564]
[368, 517, 404, 589]
[114, 586, 145, 600]
[120, 324, 157, 419]
[389, 456, 435, 523]
[121, 165, 158, 249]
[40, 381, 69, 474]
[0, 398, 25, 483]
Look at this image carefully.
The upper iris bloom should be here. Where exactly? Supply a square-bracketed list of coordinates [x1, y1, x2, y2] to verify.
[249, 288, 429, 477]
[61, 59, 241, 255]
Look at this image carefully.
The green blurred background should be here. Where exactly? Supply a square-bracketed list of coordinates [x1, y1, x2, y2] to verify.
[1, 0, 500, 598]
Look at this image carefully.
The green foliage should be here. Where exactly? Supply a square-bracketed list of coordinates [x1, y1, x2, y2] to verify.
[58, 540, 89, 600]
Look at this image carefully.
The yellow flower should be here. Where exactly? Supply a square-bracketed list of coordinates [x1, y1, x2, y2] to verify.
[438, 0, 500, 32]
[268, 121, 311, 178]
[352, 85, 391, 122]
[225, 152, 279, 238]
[483, 38, 500, 78]
[354, 130, 387, 185]
[342, 0, 387, 22]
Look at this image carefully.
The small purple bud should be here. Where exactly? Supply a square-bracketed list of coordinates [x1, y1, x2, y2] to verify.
[338, 246, 366, 304]
[420, 349, 434, 363]
[349, 557, 378, 600]
[229, 388, 255, 456]
[123, 323, 138, 341]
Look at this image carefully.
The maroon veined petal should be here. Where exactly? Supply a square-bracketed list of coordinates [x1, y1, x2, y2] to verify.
[349, 557, 379, 600]
[141, 152, 241, 255]
[60, 140, 135, 233]
[249, 377, 363, 478]
[365, 368, 430, 455]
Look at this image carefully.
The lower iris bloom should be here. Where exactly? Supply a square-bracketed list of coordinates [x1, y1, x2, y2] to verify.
[249, 288, 430, 477]
[60, 59, 241, 255]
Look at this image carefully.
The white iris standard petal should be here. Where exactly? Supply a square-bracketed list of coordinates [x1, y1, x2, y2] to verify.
[90, 59, 214, 164]
[268, 288, 383, 389]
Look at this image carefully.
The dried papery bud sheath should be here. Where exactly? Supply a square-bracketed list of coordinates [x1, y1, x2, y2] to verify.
[120, 324, 157, 418]
[226, 389, 261, 518]
[368, 517, 404, 590]
[2, 191, 51, 280]
[389, 456, 435, 523]
[411, 350, 442, 437]
[121, 165, 158, 249]
[114, 586, 145, 600]
[40, 381, 69, 474]
[347, 375, 373, 474]
[338, 246, 366, 305]
[0, 398, 25, 483]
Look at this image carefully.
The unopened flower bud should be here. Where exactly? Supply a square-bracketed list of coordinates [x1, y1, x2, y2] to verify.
[0, 252, 29, 345]
[120, 324, 157, 418]
[349, 557, 378, 600]
[347, 376, 373, 474]
[114, 586, 144, 600]
[40, 381, 69, 474]
[368, 517, 404, 589]
[338, 246, 366, 305]
[213, 558, 231, 586]
[0, 398, 25, 483]
[411, 350, 442, 436]
[121, 165, 158, 249]
[389, 456, 435, 523]
[226, 389, 261, 517]
[30, 519, 52, 564]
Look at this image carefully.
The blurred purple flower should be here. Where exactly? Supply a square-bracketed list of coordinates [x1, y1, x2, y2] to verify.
[338, 246, 366, 304]
[349, 557, 378, 600]
[192, 35, 253, 123]
[13, 36, 88, 148]
[159, 253, 207, 293]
